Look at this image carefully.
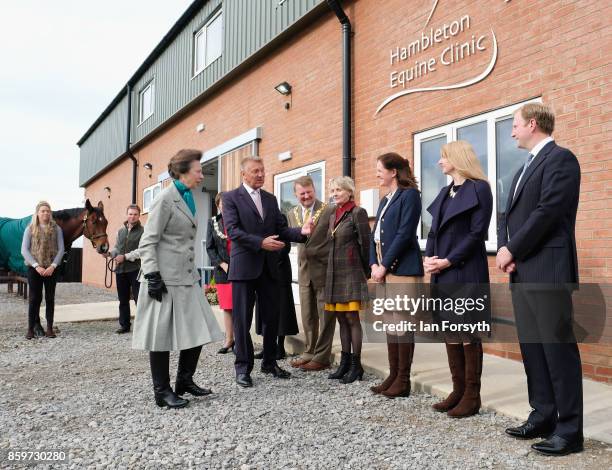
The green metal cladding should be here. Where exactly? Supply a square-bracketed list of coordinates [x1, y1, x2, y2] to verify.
[79, 0, 322, 186]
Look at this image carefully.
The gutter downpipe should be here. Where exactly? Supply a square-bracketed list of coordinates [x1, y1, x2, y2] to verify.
[327, 0, 352, 178]
[126, 84, 137, 204]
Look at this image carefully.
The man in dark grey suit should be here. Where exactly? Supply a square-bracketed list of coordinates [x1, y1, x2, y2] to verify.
[222, 156, 313, 388]
[497, 103, 583, 456]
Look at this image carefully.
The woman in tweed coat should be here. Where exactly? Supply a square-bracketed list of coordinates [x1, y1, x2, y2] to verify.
[324, 176, 371, 384]
[133, 149, 223, 409]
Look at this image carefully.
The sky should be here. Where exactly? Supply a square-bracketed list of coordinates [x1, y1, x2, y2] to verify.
[0, 0, 193, 219]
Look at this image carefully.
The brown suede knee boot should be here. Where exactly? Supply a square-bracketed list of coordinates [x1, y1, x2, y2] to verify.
[447, 342, 482, 418]
[371, 336, 398, 394]
[432, 343, 465, 412]
[382, 341, 414, 398]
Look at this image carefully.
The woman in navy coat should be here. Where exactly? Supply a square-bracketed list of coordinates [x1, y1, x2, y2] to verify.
[424, 140, 492, 418]
[369, 152, 423, 398]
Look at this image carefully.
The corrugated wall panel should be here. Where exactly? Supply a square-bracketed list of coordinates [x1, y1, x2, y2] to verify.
[79, 95, 128, 186]
[131, 0, 323, 145]
[80, 0, 324, 184]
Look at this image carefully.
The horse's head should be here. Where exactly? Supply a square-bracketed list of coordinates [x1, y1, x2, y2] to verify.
[84, 199, 109, 254]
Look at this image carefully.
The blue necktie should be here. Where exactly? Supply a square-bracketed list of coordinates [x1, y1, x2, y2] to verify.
[513, 153, 534, 200]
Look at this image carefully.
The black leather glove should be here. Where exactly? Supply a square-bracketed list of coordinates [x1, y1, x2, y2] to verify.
[144, 271, 167, 302]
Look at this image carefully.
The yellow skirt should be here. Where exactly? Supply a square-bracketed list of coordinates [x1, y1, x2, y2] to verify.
[325, 301, 361, 312]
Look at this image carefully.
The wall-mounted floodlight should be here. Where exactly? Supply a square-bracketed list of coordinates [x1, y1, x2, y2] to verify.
[274, 81, 292, 95]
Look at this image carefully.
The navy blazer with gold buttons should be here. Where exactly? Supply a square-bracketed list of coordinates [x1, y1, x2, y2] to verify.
[369, 187, 424, 276]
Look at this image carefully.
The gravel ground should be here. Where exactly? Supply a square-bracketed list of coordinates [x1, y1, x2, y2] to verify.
[1, 284, 611, 469]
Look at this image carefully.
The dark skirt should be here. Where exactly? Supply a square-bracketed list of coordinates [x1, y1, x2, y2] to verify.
[255, 282, 299, 336]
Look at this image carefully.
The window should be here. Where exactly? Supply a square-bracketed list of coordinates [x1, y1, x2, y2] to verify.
[414, 99, 540, 252]
[194, 10, 223, 75]
[274, 161, 326, 298]
[274, 162, 325, 215]
[142, 182, 162, 214]
[138, 81, 154, 124]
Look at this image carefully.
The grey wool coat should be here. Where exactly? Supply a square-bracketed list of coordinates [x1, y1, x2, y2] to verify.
[132, 183, 223, 352]
[324, 204, 371, 306]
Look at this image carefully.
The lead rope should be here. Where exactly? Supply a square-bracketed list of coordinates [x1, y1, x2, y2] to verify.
[105, 257, 116, 288]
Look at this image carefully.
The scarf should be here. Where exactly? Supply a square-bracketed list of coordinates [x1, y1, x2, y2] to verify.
[30, 222, 58, 268]
[334, 201, 356, 227]
[174, 180, 196, 216]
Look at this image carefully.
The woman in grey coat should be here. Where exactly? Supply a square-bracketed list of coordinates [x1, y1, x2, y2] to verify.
[132, 149, 223, 409]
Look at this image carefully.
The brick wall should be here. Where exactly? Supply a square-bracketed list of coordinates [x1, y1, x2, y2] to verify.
[84, 0, 611, 381]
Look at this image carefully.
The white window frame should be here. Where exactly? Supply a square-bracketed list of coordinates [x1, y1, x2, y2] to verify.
[142, 182, 162, 214]
[193, 9, 223, 77]
[414, 98, 542, 253]
[274, 161, 326, 209]
[274, 161, 326, 297]
[138, 81, 155, 124]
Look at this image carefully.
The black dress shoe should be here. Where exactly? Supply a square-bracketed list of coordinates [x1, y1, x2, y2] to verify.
[254, 350, 264, 359]
[236, 373, 253, 388]
[116, 327, 130, 334]
[175, 381, 212, 397]
[217, 341, 235, 354]
[261, 364, 291, 379]
[505, 422, 555, 440]
[154, 390, 189, 409]
[531, 435, 584, 456]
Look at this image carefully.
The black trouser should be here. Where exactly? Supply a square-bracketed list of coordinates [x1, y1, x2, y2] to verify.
[116, 270, 140, 329]
[232, 268, 280, 375]
[512, 286, 583, 441]
[27, 267, 57, 330]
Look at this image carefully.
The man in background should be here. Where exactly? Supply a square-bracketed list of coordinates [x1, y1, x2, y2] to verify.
[106, 204, 144, 334]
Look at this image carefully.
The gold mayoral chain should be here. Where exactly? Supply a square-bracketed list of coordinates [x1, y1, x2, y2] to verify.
[293, 202, 327, 228]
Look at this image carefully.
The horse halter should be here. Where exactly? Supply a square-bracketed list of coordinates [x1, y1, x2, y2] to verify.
[82, 214, 108, 249]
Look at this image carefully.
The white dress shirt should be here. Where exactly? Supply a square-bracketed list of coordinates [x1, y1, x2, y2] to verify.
[374, 190, 396, 242]
[243, 182, 264, 218]
[530, 136, 554, 160]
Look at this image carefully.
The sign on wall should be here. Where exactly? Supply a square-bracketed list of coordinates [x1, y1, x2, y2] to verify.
[375, 0, 512, 115]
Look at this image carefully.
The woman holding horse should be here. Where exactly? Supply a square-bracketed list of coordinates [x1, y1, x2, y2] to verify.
[21, 201, 65, 339]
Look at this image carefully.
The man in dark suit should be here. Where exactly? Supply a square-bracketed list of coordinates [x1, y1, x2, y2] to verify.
[497, 103, 583, 456]
[222, 156, 313, 388]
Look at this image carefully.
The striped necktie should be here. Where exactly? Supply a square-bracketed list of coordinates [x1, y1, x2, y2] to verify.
[251, 190, 264, 219]
[513, 153, 534, 200]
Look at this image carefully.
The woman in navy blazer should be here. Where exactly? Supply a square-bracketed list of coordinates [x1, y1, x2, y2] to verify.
[424, 140, 492, 418]
[369, 152, 424, 398]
